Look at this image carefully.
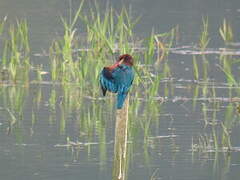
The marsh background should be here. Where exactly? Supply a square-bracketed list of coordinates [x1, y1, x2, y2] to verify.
[1, 0, 240, 180]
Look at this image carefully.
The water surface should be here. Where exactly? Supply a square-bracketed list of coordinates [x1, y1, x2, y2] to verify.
[1, 0, 240, 180]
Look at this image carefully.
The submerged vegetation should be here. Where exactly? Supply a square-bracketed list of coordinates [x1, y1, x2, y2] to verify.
[1, 2, 240, 174]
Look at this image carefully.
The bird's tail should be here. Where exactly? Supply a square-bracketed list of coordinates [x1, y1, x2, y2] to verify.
[117, 92, 128, 109]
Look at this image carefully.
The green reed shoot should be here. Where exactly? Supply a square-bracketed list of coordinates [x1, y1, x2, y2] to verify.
[199, 16, 210, 50]
[1, 86, 26, 135]
[197, 134, 212, 152]
[218, 55, 237, 86]
[192, 130, 220, 152]
[192, 85, 199, 110]
[202, 103, 208, 126]
[221, 122, 232, 150]
[153, 26, 177, 65]
[0, 19, 30, 82]
[223, 57, 235, 86]
[195, 101, 235, 152]
[49, 89, 57, 111]
[148, 73, 162, 96]
[202, 55, 209, 81]
[212, 126, 218, 151]
[163, 62, 171, 78]
[144, 29, 155, 64]
[0, 16, 7, 36]
[192, 56, 199, 80]
[80, 5, 136, 55]
[36, 65, 43, 81]
[219, 18, 233, 44]
[49, 1, 84, 83]
[154, 35, 165, 65]
[222, 103, 234, 149]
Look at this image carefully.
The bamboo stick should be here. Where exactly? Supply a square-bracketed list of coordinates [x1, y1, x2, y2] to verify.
[112, 95, 129, 180]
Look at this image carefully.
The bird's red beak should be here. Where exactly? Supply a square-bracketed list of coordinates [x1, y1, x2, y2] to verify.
[109, 59, 123, 70]
[118, 59, 124, 65]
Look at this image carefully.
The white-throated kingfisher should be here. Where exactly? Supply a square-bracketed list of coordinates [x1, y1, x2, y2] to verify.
[99, 54, 134, 109]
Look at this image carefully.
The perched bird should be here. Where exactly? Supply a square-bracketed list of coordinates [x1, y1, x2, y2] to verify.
[100, 54, 134, 109]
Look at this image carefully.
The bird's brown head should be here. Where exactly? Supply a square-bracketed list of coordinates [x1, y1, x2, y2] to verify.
[117, 54, 134, 66]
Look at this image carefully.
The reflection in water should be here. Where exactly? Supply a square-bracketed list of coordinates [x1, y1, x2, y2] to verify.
[1, 76, 240, 179]
[112, 96, 129, 180]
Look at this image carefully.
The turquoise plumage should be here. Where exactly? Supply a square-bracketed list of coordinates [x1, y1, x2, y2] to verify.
[99, 54, 134, 109]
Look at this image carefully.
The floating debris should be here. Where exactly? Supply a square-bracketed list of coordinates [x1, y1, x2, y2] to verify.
[191, 146, 240, 153]
[148, 135, 178, 139]
[15, 143, 39, 146]
[171, 46, 240, 55]
[39, 71, 49, 75]
[172, 96, 240, 103]
[54, 139, 114, 148]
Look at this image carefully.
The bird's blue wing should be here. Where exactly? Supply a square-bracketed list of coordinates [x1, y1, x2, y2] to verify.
[99, 64, 134, 109]
[99, 68, 118, 94]
[112, 64, 134, 91]
[112, 64, 134, 108]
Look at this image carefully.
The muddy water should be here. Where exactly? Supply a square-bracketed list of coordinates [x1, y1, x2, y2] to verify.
[1, 1, 240, 180]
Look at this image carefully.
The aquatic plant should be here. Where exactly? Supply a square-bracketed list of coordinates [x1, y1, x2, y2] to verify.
[202, 55, 209, 81]
[0, 19, 30, 83]
[153, 26, 177, 65]
[217, 55, 237, 86]
[192, 56, 199, 80]
[219, 18, 233, 44]
[0, 16, 7, 36]
[199, 16, 210, 51]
